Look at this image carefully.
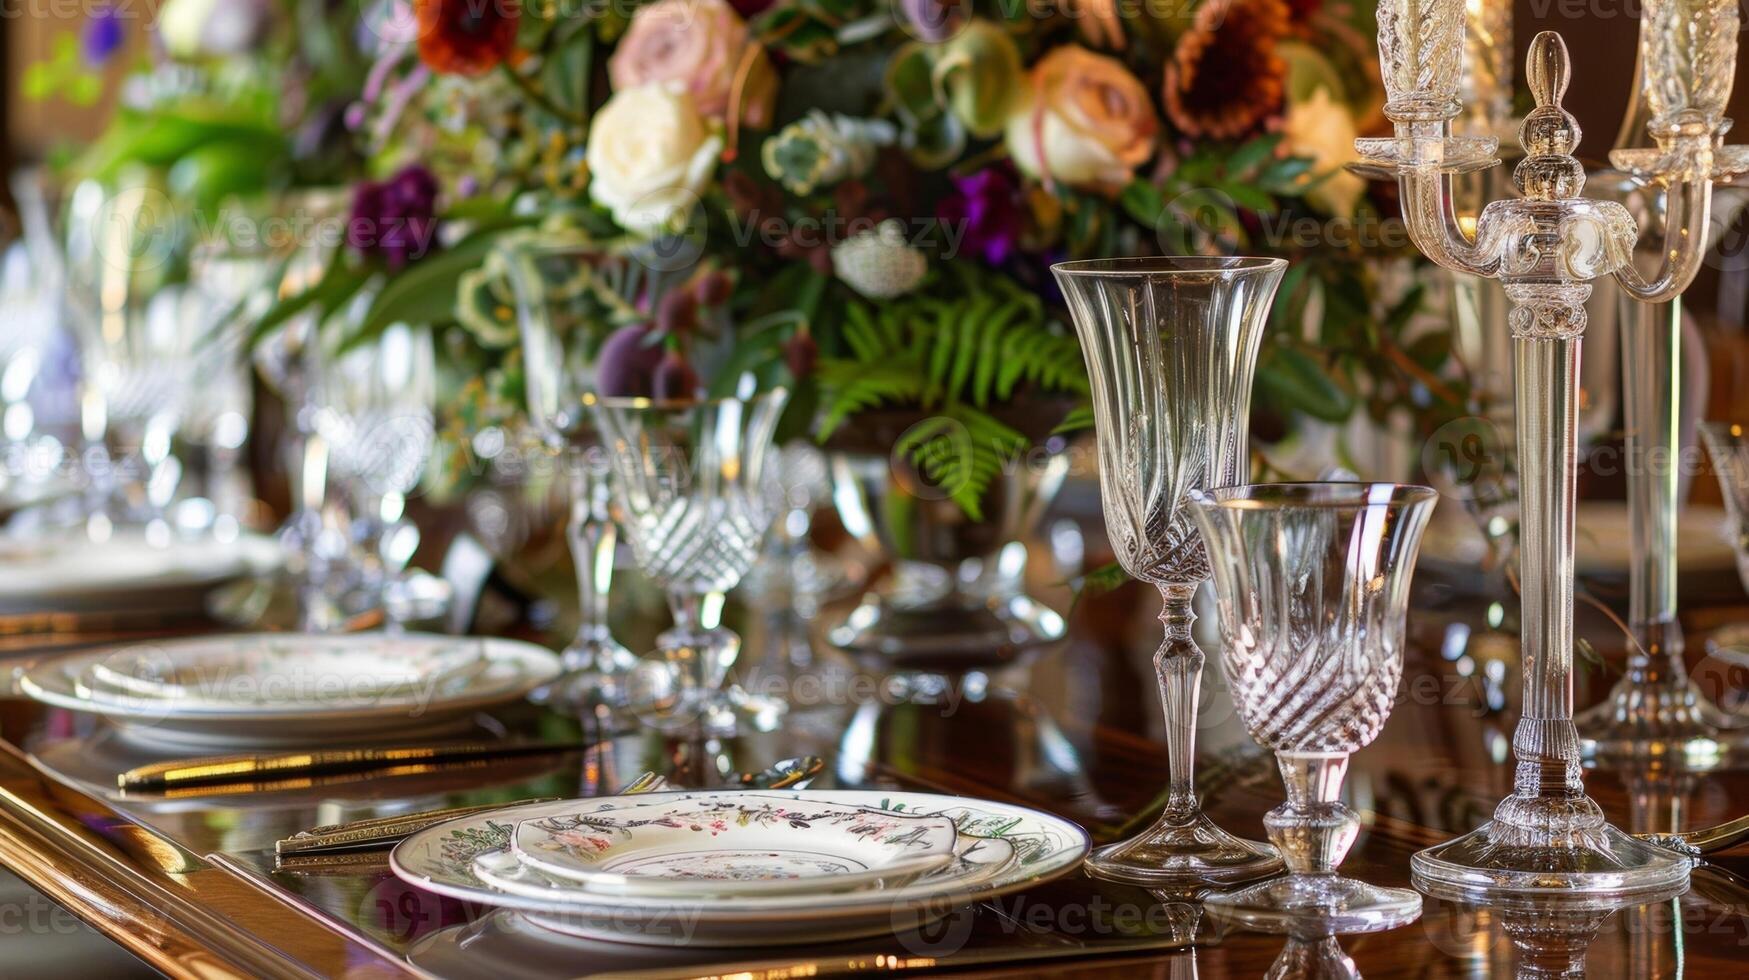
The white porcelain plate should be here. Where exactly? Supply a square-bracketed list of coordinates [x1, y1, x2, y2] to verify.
[390, 789, 1090, 948]
[15, 632, 560, 749]
[0, 529, 283, 612]
[508, 795, 959, 898]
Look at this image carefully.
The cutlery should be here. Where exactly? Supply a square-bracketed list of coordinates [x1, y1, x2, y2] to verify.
[274, 771, 670, 858]
[1639, 814, 1749, 857]
[269, 757, 820, 861]
[118, 740, 586, 792]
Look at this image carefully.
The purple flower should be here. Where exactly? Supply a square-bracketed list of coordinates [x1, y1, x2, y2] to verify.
[937, 167, 1022, 268]
[82, 5, 124, 65]
[897, 0, 962, 43]
[347, 165, 441, 268]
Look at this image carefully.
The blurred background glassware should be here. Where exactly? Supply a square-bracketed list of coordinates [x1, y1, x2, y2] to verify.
[1053, 255, 1284, 887]
[509, 239, 647, 707]
[181, 237, 283, 542]
[589, 386, 788, 735]
[742, 441, 856, 616]
[314, 320, 439, 629]
[825, 439, 1069, 670]
[0, 240, 74, 520]
[1191, 482, 1436, 931]
[62, 179, 203, 539]
[249, 190, 351, 603]
[1699, 422, 1749, 669]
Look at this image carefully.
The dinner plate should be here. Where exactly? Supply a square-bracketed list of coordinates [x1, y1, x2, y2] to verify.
[16, 632, 560, 749]
[509, 795, 959, 898]
[74, 634, 486, 711]
[0, 528, 283, 613]
[390, 789, 1089, 947]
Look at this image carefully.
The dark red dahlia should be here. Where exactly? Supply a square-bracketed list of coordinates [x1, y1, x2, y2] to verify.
[415, 0, 521, 78]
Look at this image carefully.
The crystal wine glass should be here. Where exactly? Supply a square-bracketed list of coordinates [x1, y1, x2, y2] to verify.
[62, 181, 202, 539]
[1053, 255, 1284, 886]
[509, 238, 643, 705]
[1190, 482, 1437, 932]
[316, 321, 438, 628]
[588, 387, 788, 735]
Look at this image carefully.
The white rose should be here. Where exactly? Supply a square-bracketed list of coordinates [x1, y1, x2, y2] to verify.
[586, 85, 723, 236]
[1283, 88, 1366, 217]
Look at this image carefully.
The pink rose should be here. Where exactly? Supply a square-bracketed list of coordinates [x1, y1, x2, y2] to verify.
[609, 0, 779, 129]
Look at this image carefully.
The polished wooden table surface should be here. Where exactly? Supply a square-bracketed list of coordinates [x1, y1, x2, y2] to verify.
[2, 552, 1749, 979]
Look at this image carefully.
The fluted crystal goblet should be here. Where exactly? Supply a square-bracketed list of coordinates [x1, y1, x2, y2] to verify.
[588, 388, 788, 735]
[1054, 256, 1285, 886]
[1191, 482, 1438, 931]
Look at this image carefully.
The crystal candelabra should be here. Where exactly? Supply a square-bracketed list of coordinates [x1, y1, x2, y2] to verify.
[1353, 0, 1737, 894]
[1576, 0, 1749, 760]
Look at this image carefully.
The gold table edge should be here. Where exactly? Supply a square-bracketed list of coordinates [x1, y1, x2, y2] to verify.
[0, 735, 422, 979]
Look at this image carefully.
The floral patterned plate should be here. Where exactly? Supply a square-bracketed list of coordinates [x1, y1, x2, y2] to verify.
[389, 789, 1090, 947]
[509, 795, 959, 897]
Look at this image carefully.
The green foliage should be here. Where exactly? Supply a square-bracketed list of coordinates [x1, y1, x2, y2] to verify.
[815, 267, 1086, 518]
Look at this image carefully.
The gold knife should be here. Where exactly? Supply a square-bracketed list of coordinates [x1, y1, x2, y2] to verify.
[117, 740, 584, 791]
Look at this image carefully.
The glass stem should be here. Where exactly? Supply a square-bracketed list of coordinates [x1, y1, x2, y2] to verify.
[1156, 583, 1204, 820]
[1269, 752, 1355, 876]
[568, 460, 617, 648]
[1622, 294, 1688, 676]
[1507, 322, 1591, 816]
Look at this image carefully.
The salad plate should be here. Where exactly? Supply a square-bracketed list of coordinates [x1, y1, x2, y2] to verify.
[508, 795, 959, 897]
[16, 632, 559, 749]
[390, 789, 1090, 947]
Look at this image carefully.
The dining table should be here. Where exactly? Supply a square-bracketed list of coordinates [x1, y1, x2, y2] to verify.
[1, 524, 1748, 980]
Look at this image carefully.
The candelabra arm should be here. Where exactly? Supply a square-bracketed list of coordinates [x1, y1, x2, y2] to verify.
[1398, 166, 1501, 278]
[1612, 174, 1713, 303]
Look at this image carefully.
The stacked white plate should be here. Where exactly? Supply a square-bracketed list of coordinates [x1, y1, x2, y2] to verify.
[15, 632, 560, 748]
[0, 529, 284, 614]
[390, 789, 1092, 947]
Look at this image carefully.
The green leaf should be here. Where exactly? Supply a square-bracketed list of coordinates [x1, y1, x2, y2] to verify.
[346, 220, 535, 348]
[1256, 345, 1352, 423]
[1227, 134, 1283, 176]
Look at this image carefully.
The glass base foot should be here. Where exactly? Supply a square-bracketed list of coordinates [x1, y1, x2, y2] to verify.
[828, 591, 1066, 670]
[1577, 675, 1749, 767]
[536, 637, 641, 709]
[1083, 809, 1281, 886]
[1410, 819, 1693, 898]
[1204, 874, 1422, 934]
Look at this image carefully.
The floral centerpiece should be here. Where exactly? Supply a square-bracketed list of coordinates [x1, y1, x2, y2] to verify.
[41, 0, 1468, 518]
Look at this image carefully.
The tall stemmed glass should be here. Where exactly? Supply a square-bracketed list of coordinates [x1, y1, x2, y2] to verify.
[1053, 256, 1285, 885]
[1191, 482, 1437, 932]
[509, 240, 641, 704]
[63, 181, 201, 538]
[588, 387, 789, 735]
[316, 322, 437, 627]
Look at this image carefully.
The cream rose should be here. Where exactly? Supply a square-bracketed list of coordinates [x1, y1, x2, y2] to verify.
[1003, 46, 1157, 190]
[587, 85, 723, 236]
[608, 0, 778, 130]
[1283, 87, 1366, 216]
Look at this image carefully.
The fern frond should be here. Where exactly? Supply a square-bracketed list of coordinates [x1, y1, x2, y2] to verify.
[816, 359, 927, 438]
[893, 405, 1026, 521]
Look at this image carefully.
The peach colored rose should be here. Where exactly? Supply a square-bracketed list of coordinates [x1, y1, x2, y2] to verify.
[1003, 46, 1157, 190]
[608, 0, 778, 130]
